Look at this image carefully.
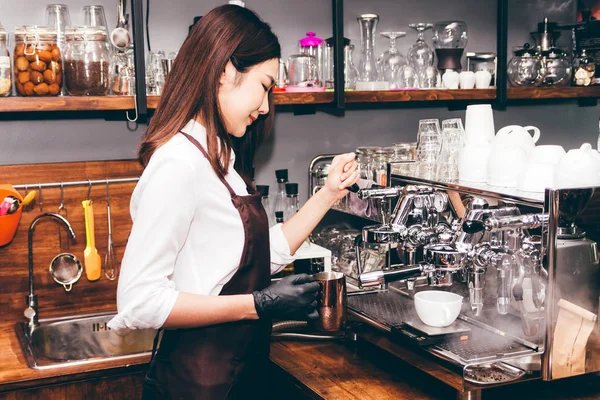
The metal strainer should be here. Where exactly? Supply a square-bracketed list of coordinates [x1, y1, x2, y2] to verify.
[50, 252, 83, 292]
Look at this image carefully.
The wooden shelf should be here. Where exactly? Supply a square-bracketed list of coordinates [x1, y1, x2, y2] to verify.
[0, 96, 135, 112]
[147, 92, 335, 109]
[345, 89, 497, 103]
[3, 86, 599, 113]
[507, 86, 600, 99]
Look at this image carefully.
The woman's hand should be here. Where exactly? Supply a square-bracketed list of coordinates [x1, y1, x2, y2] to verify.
[324, 153, 359, 201]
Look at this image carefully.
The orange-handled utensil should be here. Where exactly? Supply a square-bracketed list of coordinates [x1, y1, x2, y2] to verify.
[82, 200, 101, 281]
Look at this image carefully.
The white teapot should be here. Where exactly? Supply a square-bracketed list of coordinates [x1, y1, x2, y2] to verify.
[554, 143, 600, 189]
[492, 125, 540, 154]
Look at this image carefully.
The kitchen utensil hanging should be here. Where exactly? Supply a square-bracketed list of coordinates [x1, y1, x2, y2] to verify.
[57, 182, 69, 252]
[50, 252, 83, 291]
[104, 180, 118, 280]
[82, 180, 101, 281]
[111, 0, 132, 50]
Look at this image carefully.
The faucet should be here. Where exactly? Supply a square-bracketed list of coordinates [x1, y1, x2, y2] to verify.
[25, 212, 76, 336]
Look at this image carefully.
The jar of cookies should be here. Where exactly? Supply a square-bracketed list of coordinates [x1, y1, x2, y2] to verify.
[14, 26, 62, 96]
[64, 26, 110, 95]
[0, 25, 11, 96]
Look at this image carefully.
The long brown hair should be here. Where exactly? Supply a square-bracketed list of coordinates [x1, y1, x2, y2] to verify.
[138, 5, 281, 181]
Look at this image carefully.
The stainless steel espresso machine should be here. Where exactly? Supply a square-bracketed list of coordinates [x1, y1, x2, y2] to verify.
[309, 156, 600, 399]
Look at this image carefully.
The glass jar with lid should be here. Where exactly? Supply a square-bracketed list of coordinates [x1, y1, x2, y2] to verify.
[372, 147, 395, 186]
[14, 26, 62, 96]
[507, 44, 544, 87]
[541, 47, 571, 86]
[572, 49, 595, 86]
[64, 26, 110, 95]
[355, 146, 380, 181]
[0, 25, 11, 96]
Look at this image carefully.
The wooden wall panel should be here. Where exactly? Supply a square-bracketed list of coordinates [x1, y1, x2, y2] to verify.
[0, 160, 143, 323]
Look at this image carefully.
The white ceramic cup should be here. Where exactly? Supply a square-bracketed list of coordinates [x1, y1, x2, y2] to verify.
[475, 70, 492, 88]
[517, 162, 556, 193]
[459, 71, 475, 89]
[458, 142, 491, 182]
[414, 290, 463, 327]
[554, 143, 600, 188]
[530, 145, 566, 165]
[464, 104, 495, 145]
[493, 125, 541, 155]
[487, 145, 528, 188]
[442, 70, 460, 89]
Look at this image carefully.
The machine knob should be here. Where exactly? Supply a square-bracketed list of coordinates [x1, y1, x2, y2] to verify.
[462, 220, 485, 234]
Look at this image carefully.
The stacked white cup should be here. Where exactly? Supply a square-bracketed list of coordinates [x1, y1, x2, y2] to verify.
[458, 104, 495, 182]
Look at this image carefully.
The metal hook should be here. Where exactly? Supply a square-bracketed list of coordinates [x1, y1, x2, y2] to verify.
[38, 183, 43, 211]
[59, 182, 65, 211]
[86, 179, 92, 201]
[126, 94, 138, 122]
[106, 179, 111, 207]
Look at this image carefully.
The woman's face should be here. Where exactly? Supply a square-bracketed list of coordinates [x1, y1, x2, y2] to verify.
[218, 58, 279, 137]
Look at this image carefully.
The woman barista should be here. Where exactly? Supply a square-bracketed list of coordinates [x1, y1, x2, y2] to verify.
[108, 4, 359, 399]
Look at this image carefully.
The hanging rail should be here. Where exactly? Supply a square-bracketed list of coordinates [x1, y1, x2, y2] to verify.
[12, 177, 140, 191]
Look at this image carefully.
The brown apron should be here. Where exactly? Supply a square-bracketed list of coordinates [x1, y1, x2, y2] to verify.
[142, 132, 272, 399]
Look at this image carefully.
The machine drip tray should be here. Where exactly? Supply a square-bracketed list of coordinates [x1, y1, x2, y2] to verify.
[347, 290, 537, 365]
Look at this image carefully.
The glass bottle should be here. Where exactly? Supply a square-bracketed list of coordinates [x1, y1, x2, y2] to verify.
[256, 185, 274, 227]
[357, 14, 379, 82]
[284, 183, 299, 221]
[344, 44, 359, 89]
[572, 49, 595, 86]
[64, 26, 111, 95]
[0, 25, 11, 97]
[273, 169, 288, 221]
[407, 23, 434, 72]
[14, 26, 63, 97]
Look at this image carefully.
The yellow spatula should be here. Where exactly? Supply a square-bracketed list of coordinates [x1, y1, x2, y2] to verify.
[82, 200, 101, 281]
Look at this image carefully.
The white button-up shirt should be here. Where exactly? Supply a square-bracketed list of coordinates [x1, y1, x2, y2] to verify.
[108, 120, 294, 330]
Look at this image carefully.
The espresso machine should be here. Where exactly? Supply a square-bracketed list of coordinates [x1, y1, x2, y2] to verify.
[309, 155, 600, 399]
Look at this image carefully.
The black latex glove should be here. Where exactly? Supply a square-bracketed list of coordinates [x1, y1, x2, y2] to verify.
[253, 274, 320, 320]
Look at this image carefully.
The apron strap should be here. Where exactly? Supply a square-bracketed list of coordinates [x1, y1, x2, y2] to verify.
[180, 132, 237, 199]
[150, 328, 163, 362]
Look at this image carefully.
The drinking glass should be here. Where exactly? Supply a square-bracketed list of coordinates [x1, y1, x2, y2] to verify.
[82, 5, 108, 28]
[418, 65, 442, 88]
[416, 119, 441, 178]
[436, 118, 465, 180]
[377, 31, 407, 88]
[407, 23, 434, 73]
[45, 4, 71, 49]
[397, 64, 418, 88]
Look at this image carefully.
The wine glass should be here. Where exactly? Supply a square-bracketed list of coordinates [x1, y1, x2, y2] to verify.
[407, 23, 434, 73]
[397, 64, 418, 88]
[377, 31, 407, 88]
[418, 65, 442, 88]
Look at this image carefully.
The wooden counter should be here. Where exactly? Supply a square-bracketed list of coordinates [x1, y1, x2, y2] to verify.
[2, 321, 600, 399]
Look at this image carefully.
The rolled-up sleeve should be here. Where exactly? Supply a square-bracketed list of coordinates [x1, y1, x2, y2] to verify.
[108, 155, 198, 331]
[269, 223, 296, 274]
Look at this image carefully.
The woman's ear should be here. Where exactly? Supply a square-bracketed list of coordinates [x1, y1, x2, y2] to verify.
[220, 60, 236, 86]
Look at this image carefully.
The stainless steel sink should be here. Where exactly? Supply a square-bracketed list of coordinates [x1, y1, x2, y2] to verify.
[15, 312, 157, 370]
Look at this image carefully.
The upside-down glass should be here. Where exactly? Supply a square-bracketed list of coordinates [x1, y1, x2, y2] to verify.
[416, 119, 441, 178]
[418, 65, 442, 88]
[407, 23, 434, 73]
[377, 31, 407, 88]
[436, 118, 465, 180]
[45, 4, 71, 46]
[397, 64, 418, 88]
[82, 5, 108, 28]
